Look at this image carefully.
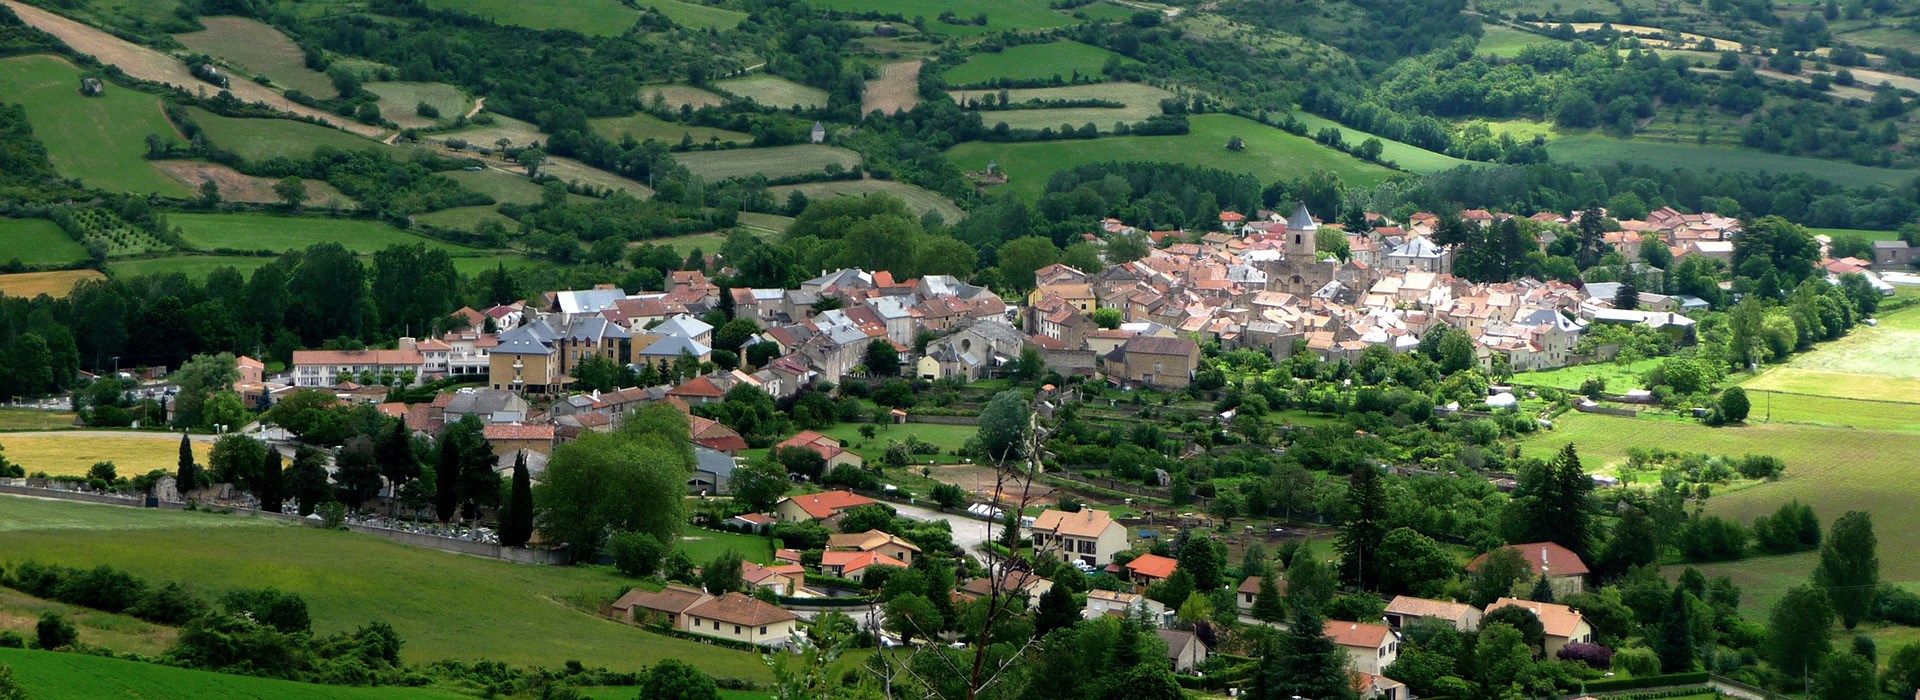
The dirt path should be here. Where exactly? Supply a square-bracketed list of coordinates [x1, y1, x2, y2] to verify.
[862, 60, 922, 116]
[2, 0, 385, 139]
[464, 96, 486, 120]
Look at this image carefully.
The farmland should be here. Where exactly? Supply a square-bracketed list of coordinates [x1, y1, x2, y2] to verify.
[953, 82, 1175, 134]
[1509, 357, 1663, 393]
[862, 60, 923, 115]
[0, 55, 190, 196]
[640, 84, 729, 110]
[674, 145, 862, 181]
[1289, 112, 1470, 174]
[185, 107, 385, 162]
[1543, 133, 1918, 189]
[0, 494, 773, 680]
[942, 41, 1136, 86]
[0, 409, 78, 431]
[413, 205, 514, 232]
[767, 180, 964, 221]
[947, 114, 1402, 200]
[0, 218, 87, 267]
[0, 647, 474, 700]
[634, 0, 747, 30]
[156, 161, 353, 206]
[808, 0, 1081, 36]
[715, 74, 829, 109]
[590, 112, 751, 145]
[420, 0, 639, 36]
[107, 255, 275, 279]
[1476, 25, 1567, 57]
[364, 82, 471, 129]
[173, 16, 335, 97]
[169, 213, 470, 254]
[0, 270, 106, 298]
[0, 433, 210, 476]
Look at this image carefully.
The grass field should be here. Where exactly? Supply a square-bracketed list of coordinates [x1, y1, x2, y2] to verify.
[0, 270, 106, 298]
[0, 218, 87, 266]
[678, 527, 776, 566]
[1544, 133, 1918, 189]
[186, 106, 385, 163]
[170, 213, 470, 254]
[736, 212, 795, 235]
[590, 112, 750, 145]
[1810, 227, 1902, 242]
[944, 41, 1135, 86]
[674, 145, 862, 181]
[0, 433, 209, 476]
[714, 74, 828, 109]
[809, 0, 1080, 36]
[633, 0, 746, 29]
[1742, 305, 1920, 402]
[952, 82, 1172, 120]
[1477, 25, 1568, 57]
[413, 205, 514, 232]
[0, 588, 178, 656]
[174, 16, 335, 97]
[439, 113, 545, 152]
[767, 180, 964, 221]
[1733, 390, 1920, 434]
[0, 55, 190, 196]
[364, 82, 471, 129]
[640, 84, 729, 110]
[0, 495, 771, 680]
[817, 421, 978, 463]
[0, 409, 76, 431]
[443, 169, 595, 206]
[947, 113, 1401, 199]
[107, 255, 274, 279]
[1290, 112, 1469, 174]
[0, 647, 475, 700]
[421, 0, 638, 35]
[1510, 358, 1663, 394]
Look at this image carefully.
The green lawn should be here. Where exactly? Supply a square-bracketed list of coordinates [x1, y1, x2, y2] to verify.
[174, 16, 336, 97]
[0, 408, 77, 431]
[947, 113, 1402, 200]
[186, 106, 385, 163]
[0, 647, 473, 700]
[1510, 358, 1663, 393]
[1289, 112, 1469, 174]
[0, 218, 87, 266]
[818, 421, 979, 463]
[714, 75, 829, 110]
[108, 255, 275, 279]
[1545, 133, 1919, 189]
[943, 41, 1136, 86]
[591, 112, 751, 146]
[633, 0, 747, 29]
[1810, 227, 1902, 241]
[0, 55, 190, 196]
[170, 213, 471, 254]
[421, 0, 639, 35]
[809, 0, 1081, 36]
[678, 527, 776, 566]
[674, 145, 862, 181]
[0, 495, 771, 680]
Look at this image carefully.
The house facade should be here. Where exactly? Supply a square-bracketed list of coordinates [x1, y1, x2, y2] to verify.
[684, 592, 800, 646]
[1030, 508, 1130, 567]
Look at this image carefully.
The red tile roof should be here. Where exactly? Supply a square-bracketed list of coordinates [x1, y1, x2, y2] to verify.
[669, 376, 726, 398]
[780, 490, 876, 519]
[1467, 542, 1590, 577]
[1323, 620, 1393, 649]
[1125, 554, 1179, 580]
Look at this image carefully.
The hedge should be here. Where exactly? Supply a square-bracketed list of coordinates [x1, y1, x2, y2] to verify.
[1575, 671, 1710, 693]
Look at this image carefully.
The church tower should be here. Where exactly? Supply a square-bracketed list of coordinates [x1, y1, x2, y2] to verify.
[1284, 202, 1319, 260]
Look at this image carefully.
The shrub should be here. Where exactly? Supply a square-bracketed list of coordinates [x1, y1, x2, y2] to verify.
[0, 631, 24, 648]
[219, 588, 311, 634]
[1558, 642, 1614, 669]
[607, 531, 667, 577]
[130, 581, 207, 625]
[34, 612, 77, 650]
[53, 565, 145, 613]
[1613, 646, 1660, 676]
[1735, 454, 1785, 480]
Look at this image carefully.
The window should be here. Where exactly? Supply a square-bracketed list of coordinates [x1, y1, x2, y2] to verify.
[734, 625, 741, 633]
[760, 626, 768, 634]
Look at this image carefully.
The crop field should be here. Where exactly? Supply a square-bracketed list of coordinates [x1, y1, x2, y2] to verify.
[1731, 390, 1920, 434]
[1477, 25, 1567, 57]
[439, 113, 546, 152]
[0, 495, 772, 680]
[1544, 133, 1918, 189]
[950, 82, 1173, 133]
[443, 169, 593, 206]
[947, 114, 1401, 200]
[1509, 357, 1662, 393]
[677, 527, 775, 566]
[735, 212, 794, 236]
[767, 179, 964, 221]
[589, 112, 751, 145]
[413, 205, 514, 232]
[185, 107, 385, 163]
[0, 55, 190, 196]
[0, 218, 87, 266]
[809, 0, 1081, 36]
[1289, 112, 1470, 174]
[449, 255, 541, 276]
[943, 41, 1135, 86]
[0, 409, 77, 431]
[1834, 25, 1920, 53]
[633, 0, 746, 30]
[107, 255, 275, 279]
[0, 270, 106, 298]
[0, 647, 475, 700]
[174, 16, 335, 97]
[364, 82, 471, 129]
[0, 433, 210, 477]
[640, 83, 729, 110]
[0, 589, 178, 656]
[421, 0, 639, 36]
[170, 213, 469, 254]
[715, 74, 829, 109]
[674, 144, 862, 181]
[539, 156, 656, 199]
[862, 60, 922, 115]
[1741, 305, 1920, 402]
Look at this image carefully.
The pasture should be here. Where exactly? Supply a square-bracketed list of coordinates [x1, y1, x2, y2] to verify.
[952, 82, 1172, 133]
[0, 647, 474, 700]
[715, 74, 828, 109]
[1289, 112, 1469, 174]
[155, 161, 353, 206]
[1741, 304, 1920, 400]
[0, 494, 772, 680]
[1810, 227, 1902, 242]
[590, 112, 751, 146]
[1732, 390, 1920, 434]
[767, 180, 964, 221]
[170, 213, 468, 254]
[439, 114, 546, 152]
[0, 433, 209, 477]
[947, 113, 1401, 200]
[677, 527, 776, 566]
[107, 255, 274, 279]
[364, 82, 471, 129]
[0, 589, 178, 656]
[174, 16, 334, 97]
[0, 55, 189, 196]
[413, 205, 515, 232]
[1477, 25, 1567, 57]
[809, 0, 1080, 36]
[538, 156, 657, 199]
[943, 41, 1134, 86]
[1544, 133, 1918, 189]
[674, 145, 862, 181]
[1510, 357, 1662, 394]
[640, 83, 729, 110]
[735, 212, 795, 236]
[443, 169, 589, 206]
[816, 421, 978, 463]
[0, 218, 87, 267]
[0, 409, 77, 431]
[0, 270, 106, 298]
[185, 107, 384, 162]
[862, 60, 923, 115]
[634, 0, 746, 30]
[420, 0, 638, 36]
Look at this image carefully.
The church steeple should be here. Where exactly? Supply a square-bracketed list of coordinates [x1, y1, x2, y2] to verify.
[1285, 202, 1319, 260]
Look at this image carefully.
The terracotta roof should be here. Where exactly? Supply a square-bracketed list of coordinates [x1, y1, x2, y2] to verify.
[292, 348, 425, 366]
[1386, 595, 1476, 623]
[779, 490, 876, 519]
[958, 570, 1049, 599]
[821, 549, 907, 575]
[775, 548, 803, 563]
[1125, 554, 1179, 580]
[732, 513, 775, 525]
[1237, 575, 1289, 596]
[686, 592, 798, 627]
[1123, 335, 1197, 356]
[484, 423, 555, 441]
[1032, 508, 1119, 538]
[237, 355, 264, 369]
[1322, 620, 1393, 649]
[1488, 598, 1586, 638]
[669, 376, 727, 397]
[1467, 542, 1590, 577]
[827, 529, 922, 553]
[612, 584, 711, 615]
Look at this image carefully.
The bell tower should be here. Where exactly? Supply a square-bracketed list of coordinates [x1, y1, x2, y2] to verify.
[1284, 202, 1319, 260]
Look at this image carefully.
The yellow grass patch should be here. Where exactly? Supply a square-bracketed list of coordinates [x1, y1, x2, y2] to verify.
[0, 434, 211, 477]
[0, 270, 105, 299]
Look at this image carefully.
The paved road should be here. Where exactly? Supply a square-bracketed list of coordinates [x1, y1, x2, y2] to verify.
[892, 501, 994, 556]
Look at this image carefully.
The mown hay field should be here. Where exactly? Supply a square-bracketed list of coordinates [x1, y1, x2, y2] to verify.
[364, 81, 471, 129]
[767, 179, 963, 221]
[714, 74, 828, 109]
[0, 434, 210, 477]
[174, 16, 335, 97]
[0, 270, 106, 299]
[185, 106, 384, 162]
[590, 112, 751, 145]
[169, 213, 471, 254]
[674, 144, 862, 181]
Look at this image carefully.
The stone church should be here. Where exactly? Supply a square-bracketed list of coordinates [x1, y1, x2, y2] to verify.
[1246, 203, 1366, 298]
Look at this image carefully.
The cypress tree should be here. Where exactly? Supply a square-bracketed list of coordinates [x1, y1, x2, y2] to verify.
[175, 433, 200, 493]
[1251, 574, 1287, 623]
[1655, 588, 1695, 673]
[259, 449, 283, 513]
[1529, 575, 1556, 604]
[501, 451, 533, 547]
[1816, 511, 1879, 629]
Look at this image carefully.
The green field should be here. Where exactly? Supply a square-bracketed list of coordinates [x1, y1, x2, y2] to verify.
[714, 74, 828, 109]
[1510, 357, 1663, 394]
[736, 212, 795, 236]
[1742, 305, 1920, 401]
[1477, 25, 1568, 57]
[634, 0, 747, 29]
[1545, 133, 1919, 189]
[678, 527, 776, 566]
[951, 83, 1173, 134]
[442, 169, 595, 206]
[0, 647, 473, 700]
[591, 112, 751, 145]
[0, 218, 87, 266]
[421, 0, 639, 35]
[1290, 113, 1470, 174]
[943, 41, 1136, 86]
[817, 421, 978, 463]
[364, 82, 471, 129]
[414, 205, 515, 231]
[948, 113, 1402, 199]
[640, 84, 729, 110]
[0, 587, 177, 655]
[1733, 390, 1920, 434]
[108, 255, 275, 278]
[1810, 227, 1903, 242]
[186, 107, 384, 163]
[0, 408, 78, 431]
[809, 0, 1081, 36]
[0, 55, 190, 196]
[767, 180, 964, 221]
[674, 145, 862, 181]
[174, 16, 336, 97]
[171, 213, 469, 254]
[0, 495, 771, 680]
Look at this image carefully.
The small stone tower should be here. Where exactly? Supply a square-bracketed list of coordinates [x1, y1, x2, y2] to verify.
[1285, 202, 1319, 260]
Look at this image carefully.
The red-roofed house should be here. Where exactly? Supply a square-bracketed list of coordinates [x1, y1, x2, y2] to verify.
[1325, 619, 1399, 675]
[820, 550, 908, 582]
[1124, 554, 1179, 590]
[1467, 542, 1588, 597]
[483, 423, 556, 456]
[1487, 598, 1593, 657]
[773, 490, 877, 526]
[775, 430, 862, 469]
[667, 376, 727, 405]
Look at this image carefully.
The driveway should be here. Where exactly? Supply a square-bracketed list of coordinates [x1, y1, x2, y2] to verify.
[892, 502, 994, 556]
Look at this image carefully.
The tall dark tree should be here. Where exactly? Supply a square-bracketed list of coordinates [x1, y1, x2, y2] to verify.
[1034, 583, 1078, 637]
[1654, 588, 1695, 673]
[259, 448, 284, 512]
[375, 419, 418, 490]
[1614, 278, 1640, 310]
[1511, 444, 1595, 560]
[284, 445, 333, 517]
[175, 433, 201, 493]
[332, 435, 383, 510]
[1768, 584, 1833, 685]
[1259, 603, 1357, 699]
[500, 451, 534, 547]
[1815, 510, 1878, 629]
[1178, 536, 1225, 591]
[1339, 465, 1387, 589]
[434, 432, 460, 523]
[1599, 507, 1660, 580]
